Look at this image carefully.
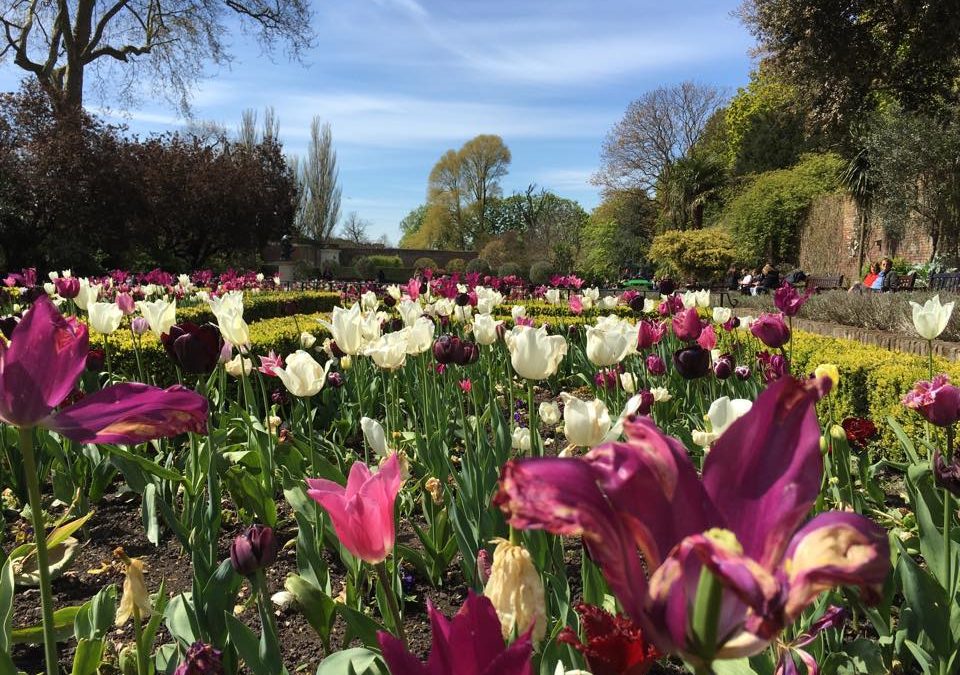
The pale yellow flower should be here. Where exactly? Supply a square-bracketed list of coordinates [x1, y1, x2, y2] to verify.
[483, 538, 546, 643]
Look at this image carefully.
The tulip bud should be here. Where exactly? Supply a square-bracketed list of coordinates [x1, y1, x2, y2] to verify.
[116, 293, 136, 315]
[636, 389, 655, 415]
[673, 346, 711, 379]
[173, 642, 224, 675]
[327, 371, 345, 388]
[476, 549, 492, 586]
[131, 316, 150, 336]
[484, 538, 546, 644]
[340, 355, 352, 370]
[229, 525, 279, 576]
[934, 450, 960, 498]
[645, 354, 666, 376]
[750, 313, 791, 349]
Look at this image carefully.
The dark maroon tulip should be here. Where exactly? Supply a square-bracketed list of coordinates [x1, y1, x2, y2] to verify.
[161, 322, 223, 374]
[173, 642, 224, 675]
[934, 451, 960, 498]
[636, 389, 655, 415]
[86, 348, 105, 372]
[455, 292, 471, 307]
[713, 354, 734, 380]
[658, 279, 675, 295]
[55, 277, 80, 299]
[386, 318, 404, 333]
[628, 294, 645, 313]
[735, 365, 751, 380]
[456, 341, 480, 366]
[329, 340, 346, 358]
[723, 316, 740, 331]
[327, 371, 345, 388]
[645, 354, 666, 376]
[229, 524, 279, 576]
[433, 335, 461, 364]
[383, 294, 397, 308]
[673, 346, 710, 379]
[0, 316, 18, 340]
[750, 313, 791, 349]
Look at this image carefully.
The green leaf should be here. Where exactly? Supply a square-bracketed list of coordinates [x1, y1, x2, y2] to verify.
[336, 603, 385, 649]
[224, 612, 278, 675]
[896, 543, 952, 657]
[12, 605, 83, 643]
[0, 558, 14, 652]
[821, 638, 887, 675]
[887, 416, 921, 465]
[315, 647, 386, 675]
[46, 511, 94, 549]
[103, 444, 184, 482]
[74, 583, 117, 641]
[142, 579, 169, 654]
[284, 575, 335, 650]
[71, 638, 105, 675]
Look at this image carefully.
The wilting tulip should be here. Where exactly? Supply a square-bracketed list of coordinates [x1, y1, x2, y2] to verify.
[750, 313, 791, 349]
[319, 304, 366, 356]
[484, 539, 546, 644]
[586, 315, 638, 367]
[774, 282, 812, 317]
[306, 454, 402, 564]
[645, 354, 666, 376]
[229, 525, 279, 576]
[673, 345, 711, 379]
[173, 642, 224, 675]
[473, 314, 504, 346]
[137, 298, 177, 339]
[910, 294, 955, 341]
[672, 307, 703, 342]
[88, 301, 123, 335]
[495, 377, 889, 668]
[538, 401, 561, 426]
[54, 276, 80, 299]
[902, 374, 960, 427]
[378, 591, 534, 675]
[557, 603, 660, 675]
[506, 326, 568, 381]
[162, 323, 222, 374]
[0, 298, 207, 438]
[116, 551, 151, 626]
[692, 397, 753, 447]
[273, 350, 333, 397]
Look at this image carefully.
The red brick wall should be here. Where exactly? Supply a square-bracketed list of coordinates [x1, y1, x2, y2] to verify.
[799, 194, 934, 282]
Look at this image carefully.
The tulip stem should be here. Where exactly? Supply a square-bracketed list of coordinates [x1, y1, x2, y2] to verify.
[19, 426, 59, 675]
[132, 605, 148, 675]
[691, 564, 722, 668]
[375, 560, 406, 648]
[945, 427, 955, 605]
[527, 381, 540, 457]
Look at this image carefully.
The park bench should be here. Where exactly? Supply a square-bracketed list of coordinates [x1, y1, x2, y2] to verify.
[805, 274, 845, 292]
[929, 272, 960, 293]
[896, 271, 917, 292]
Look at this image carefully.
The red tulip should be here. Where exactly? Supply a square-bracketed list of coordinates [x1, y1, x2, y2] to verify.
[306, 454, 402, 564]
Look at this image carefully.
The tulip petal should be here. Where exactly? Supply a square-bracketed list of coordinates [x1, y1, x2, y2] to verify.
[702, 377, 824, 568]
[586, 416, 714, 568]
[46, 383, 208, 444]
[378, 630, 431, 675]
[0, 296, 88, 427]
[495, 458, 651, 629]
[782, 512, 890, 619]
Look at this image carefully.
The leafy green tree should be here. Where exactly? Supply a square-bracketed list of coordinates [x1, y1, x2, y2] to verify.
[398, 204, 427, 247]
[647, 227, 738, 281]
[657, 152, 728, 230]
[578, 191, 656, 281]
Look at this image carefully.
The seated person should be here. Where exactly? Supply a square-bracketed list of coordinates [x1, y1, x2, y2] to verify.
[870, 258, 899, 292]
[849, 262, 880, 293]
[739, 268, 755, 294]
[753, 264, 779, 294]
[724, 266, 739, 290]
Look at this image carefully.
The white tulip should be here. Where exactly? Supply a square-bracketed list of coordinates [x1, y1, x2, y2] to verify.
[216, 307, 250, 349]
[712, 306, 732, 324]
[620, 372, 637, 394]
[75, 279, 101, 310]
[538, 401, 561, 425]
[397, 298, 424, 327]
[361, 290, 379, 312]
[207, 290, 244, 319]
[643, 298, 657, 313]
[560, 394, 611, 448]
[359, 311, 384, 342]
[88, 302, 123, 334]
[910, 294, 955, 341]
[739, 315, 755, 328]
[224, 354, 253, 378]
[598, 295, 619, 310]
[473, 314, 503, 346]
[545, 289, 561, 305]
[511, 305, 527, 321]
[319, 304, 365, 355]
[432, 298, 454, 317]
[453, 304, 473, 323]
[364, 330, 408, 370]
[386, 285, 402, 300]
[695, 289, 711, 307]
[255, 273, 265, 283]
[405, 318, 435, 355]
[651, 386, 672, 402]
[360, 417, 391, 458]
[136, 298, 177, 338]
[178, 274, 192, 289]
[273, 350, 332, 397]
[506, 325, 568, 380]
[511, 426, 531, 452]
[583, 287, 600, 303]
[62, 269, 72, 278]
[48, 271, 58, 281]
[585, 315, 638, 367]
[43, 282, 55, 296]
[693, 397, 753, 447]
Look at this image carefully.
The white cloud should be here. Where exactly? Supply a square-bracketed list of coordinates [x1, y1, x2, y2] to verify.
[534, 168, 598, 193]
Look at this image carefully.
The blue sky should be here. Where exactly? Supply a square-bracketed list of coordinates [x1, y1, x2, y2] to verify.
[0, 0, 757, 243]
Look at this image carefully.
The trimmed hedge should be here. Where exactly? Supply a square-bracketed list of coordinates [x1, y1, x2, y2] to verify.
[176, 291, 340, 325]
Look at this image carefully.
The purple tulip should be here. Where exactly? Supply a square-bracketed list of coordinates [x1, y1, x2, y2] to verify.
[378, 591, 533, 675]
[131, 316, 150, 336]
[757, 351, 788, 382]
[327, 371, 345, 388]
[722, 316, 740, 331]
[116, 293, 136, 315]
[628, 294, 645, 313]
[774, 282, 812, 317]
[173, 642, 224, 675]
[161, 322, 223, 374]
[903, 375, 960, 427]
[637, 389, 655, 415]
[735, 365, 751, 380]
[494, 377, 889, 665]
[637, 320, 666, 350]
[456, 341, 480, 366]
[713, 354, 734, 379]
[671, 308, 703, 342]
[230, 524, 279, 576]
[433, 335, 461, 365]
[384, 294, 397, 308]
[672, 346, 711, 379]
[0, 297, 207, 441]
[750, 313, 791, 349]
[54, 277, 80, 299]
[645, 354, 666, 376]
[455, 292, 471, 307]
[934, 450, 960, 497]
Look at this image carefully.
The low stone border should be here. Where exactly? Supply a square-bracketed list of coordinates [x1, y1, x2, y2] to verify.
[734, 312, 960, 360]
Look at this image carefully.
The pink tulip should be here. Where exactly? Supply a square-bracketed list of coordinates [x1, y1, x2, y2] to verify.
[696, 323, 717, 351]
[903, 374, 960, 427]
[569, 295, 583, 315]
[750, 313, 791, 349]
[636, 320, 666, 350]
[671, 307, 703, 342]
[116, 293, 136, 315]
[306, 454, 402, 564]
[0, 297, 208, 440]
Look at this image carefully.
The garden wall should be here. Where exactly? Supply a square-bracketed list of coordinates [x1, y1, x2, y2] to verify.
[799, 194, 934, 281]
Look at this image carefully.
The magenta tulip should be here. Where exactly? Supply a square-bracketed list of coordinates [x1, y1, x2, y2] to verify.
[902, 374, 960, 427]
[0, 297, 208, 440]
[116, 293, 136, 315]
[672, 307, 703, 342]
[54, 277, 80, 299]
[306, 453, 402, 564]
[378, 591, 533, 675]
[569, 295, 584, 315]
[774, 282, 812, 317]
[697, 323, 717, 351]
[636, 320, 666, 350]
[495, 377, 889, 666]
[645, 354, 666, 376]
[750, 312, 791, 349]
